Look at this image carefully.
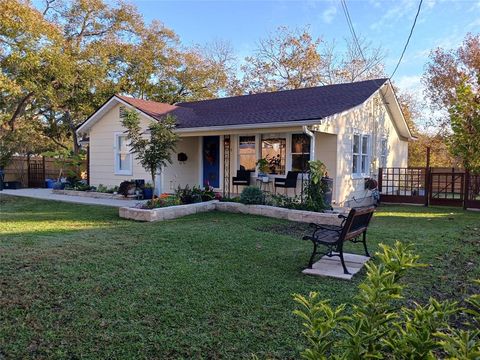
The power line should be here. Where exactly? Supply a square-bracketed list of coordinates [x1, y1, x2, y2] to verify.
[340, 0, 366, 62]
[390, 0, 423, 80]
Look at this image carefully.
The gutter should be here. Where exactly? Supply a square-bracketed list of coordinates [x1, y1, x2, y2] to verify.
[303, 125, 315, 160]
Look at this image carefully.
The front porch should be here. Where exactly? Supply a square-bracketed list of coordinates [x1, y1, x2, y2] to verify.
[159, 131, 338, 199]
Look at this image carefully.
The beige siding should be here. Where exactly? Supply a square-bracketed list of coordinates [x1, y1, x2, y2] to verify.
[89, 103, 151, 187]
[314, 94, 409, 206]
[89, 103, 201, 193]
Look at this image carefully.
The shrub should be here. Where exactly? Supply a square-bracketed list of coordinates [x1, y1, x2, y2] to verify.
[293, 242, 480, 359]
[142, 195, 181, 209]
[267, 193, 305, 210]
[175, 185, 216, 204]
[303, 160, 328, 212]
[240, 186, 264, 205]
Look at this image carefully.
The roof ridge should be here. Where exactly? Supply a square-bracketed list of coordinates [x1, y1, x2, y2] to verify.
[177, 78, 388, 105]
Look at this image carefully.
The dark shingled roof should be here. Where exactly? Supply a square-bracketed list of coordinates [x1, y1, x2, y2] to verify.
[118, 79, 388, 129]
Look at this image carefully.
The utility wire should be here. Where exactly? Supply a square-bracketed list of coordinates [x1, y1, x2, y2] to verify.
[340, 0, 366, 62]
[389, 0, 423, 80]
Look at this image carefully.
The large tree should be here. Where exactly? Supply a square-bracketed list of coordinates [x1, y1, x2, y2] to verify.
[239, 26, 386, 94]
[0, 0, 234, 156]
[423, 33, 480, 171]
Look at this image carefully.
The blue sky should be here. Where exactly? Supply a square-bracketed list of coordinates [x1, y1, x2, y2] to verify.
[132, 0, 479, 96]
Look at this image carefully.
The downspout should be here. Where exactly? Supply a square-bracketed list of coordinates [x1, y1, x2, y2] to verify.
[302, 125, 315, 160]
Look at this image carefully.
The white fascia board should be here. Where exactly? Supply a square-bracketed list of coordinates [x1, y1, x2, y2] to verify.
[174, 119, 323, 134]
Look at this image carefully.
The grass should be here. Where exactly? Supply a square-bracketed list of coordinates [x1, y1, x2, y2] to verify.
[0, 195, 479, 359]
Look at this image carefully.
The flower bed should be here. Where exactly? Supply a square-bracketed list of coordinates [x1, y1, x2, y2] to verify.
[119, 200, 345, 225]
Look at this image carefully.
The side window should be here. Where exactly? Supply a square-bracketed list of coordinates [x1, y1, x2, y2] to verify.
[352, 134, 370, 176]
[380, 138, 388, 168]
[352, 134, 360, 174]
[115, 134, 132, 175]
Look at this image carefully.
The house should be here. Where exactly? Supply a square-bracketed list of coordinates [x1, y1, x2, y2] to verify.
[76, 78, 413, 207]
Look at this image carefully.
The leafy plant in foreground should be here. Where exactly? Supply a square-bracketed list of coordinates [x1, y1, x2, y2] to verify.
[293, 241, 480, 359]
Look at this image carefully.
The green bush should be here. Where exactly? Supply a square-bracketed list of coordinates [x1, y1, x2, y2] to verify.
[239, 186, 264, 205]
[142, 194, 181, 209]
[267, 193, 305, 210]
[293, 242, 480, 359]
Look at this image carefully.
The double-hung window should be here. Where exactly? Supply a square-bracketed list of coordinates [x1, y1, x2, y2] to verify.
[114, 133, 132, 175]
[352, 134, 370, 176]
[291, 134, 311, 172]
[238, 136, 256, 171]
[380, 138, 388, 168]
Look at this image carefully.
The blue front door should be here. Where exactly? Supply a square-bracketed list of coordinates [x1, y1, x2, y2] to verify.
[202, 136, 220, 188]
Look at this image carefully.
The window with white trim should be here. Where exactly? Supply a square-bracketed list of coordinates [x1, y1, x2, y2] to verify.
[352, 134, 370, 176]
[380, 138, 388, 168]
[291, 134, 311, 172]
[238, 136, 256, 171]
[114, 134, 132, 175]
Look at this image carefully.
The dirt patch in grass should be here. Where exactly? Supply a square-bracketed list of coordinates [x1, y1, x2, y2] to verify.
[255, 222, 310, 238]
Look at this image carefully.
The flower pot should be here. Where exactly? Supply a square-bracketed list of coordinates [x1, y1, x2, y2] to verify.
[262, 176, 269, 183]
[45, 179, 55, 189]
[53, 181, 65, 190]
[143, 188, 153, 199]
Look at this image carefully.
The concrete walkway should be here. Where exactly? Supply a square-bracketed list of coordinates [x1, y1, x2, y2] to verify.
[1, 188, 144, 208]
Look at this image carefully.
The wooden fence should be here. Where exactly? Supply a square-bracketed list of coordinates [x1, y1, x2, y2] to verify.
[3, 155, 87, 188]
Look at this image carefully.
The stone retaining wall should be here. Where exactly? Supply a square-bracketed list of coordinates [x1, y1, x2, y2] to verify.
[119, 200, 218, 222]
[53, 189, 126, 200]
[119, 200, 343, 225]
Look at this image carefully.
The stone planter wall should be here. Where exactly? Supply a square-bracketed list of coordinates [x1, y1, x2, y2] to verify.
[214, 202, 343, 225]
[119, 200, 344, 225]
[119, 200, 218, 222]
[53, 189, 126, 200]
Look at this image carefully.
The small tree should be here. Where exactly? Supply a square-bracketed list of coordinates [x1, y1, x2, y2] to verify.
[120, 109, 178, 193]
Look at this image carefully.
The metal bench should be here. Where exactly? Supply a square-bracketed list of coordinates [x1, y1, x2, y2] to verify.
[302, 206, 375, 274]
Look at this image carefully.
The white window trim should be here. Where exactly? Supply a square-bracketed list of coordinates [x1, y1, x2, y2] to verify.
[114, 132, 133, 176]
[291, 133, 311, 173]
[237, 134, 257, 173]
[352, 133, 371, 178]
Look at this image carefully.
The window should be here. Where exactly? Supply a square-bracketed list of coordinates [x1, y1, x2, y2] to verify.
[114, 133, 132, 175]
[352, 134, 370, 176]
[291, 134, 311, 172]
[238, 136, 256, 171]
[261, 135, 286, 175]
[380, 138, 388, 168]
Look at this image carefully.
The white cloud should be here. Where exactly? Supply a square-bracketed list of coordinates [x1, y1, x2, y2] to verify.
[322, 5, 337, 24]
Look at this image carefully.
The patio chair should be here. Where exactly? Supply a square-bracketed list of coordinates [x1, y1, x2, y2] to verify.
[274, 171, 299, 195]
[232, 170, 251, 193]
[302, 206, 375, 274]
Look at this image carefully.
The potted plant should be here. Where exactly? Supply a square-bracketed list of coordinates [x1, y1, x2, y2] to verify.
[143, 182, 154, 199]
[256, 158, 270, 182]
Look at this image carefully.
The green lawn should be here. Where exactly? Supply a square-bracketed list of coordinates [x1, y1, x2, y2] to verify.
[1, 195, 479, 359]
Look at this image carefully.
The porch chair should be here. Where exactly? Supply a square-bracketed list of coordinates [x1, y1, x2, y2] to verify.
[232, 170, 251, 194]
[302, 206, 375, 274]
[274, 171, 299, 195]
